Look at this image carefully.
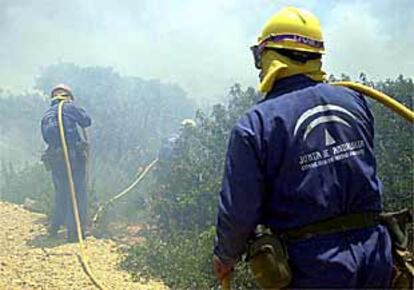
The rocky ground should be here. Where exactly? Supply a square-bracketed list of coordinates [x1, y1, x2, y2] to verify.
[0, 201, 166, 290]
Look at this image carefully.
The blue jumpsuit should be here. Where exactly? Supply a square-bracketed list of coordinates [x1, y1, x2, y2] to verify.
[159, 133, 180, 161]
[41, 100, 91, 238]
[215, 75, 392, 288]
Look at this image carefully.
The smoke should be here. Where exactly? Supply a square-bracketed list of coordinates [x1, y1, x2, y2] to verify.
[0, 0, 412, 98]
[323, 0, 414, 81]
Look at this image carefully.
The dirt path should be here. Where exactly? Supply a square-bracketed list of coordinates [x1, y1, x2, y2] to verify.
[0, 201, 166, 290]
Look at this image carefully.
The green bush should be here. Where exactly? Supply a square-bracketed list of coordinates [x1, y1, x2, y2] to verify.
[123, 85, 260, 289]
[123, 227, 216, 289]
[1, 161, 54, 215]
[123, 226, 258, 290]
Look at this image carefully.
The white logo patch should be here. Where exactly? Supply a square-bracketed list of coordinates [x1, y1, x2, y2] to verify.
[294, 104, 366, 171]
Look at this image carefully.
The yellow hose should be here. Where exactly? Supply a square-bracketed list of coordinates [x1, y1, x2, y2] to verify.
[333, 82, 414, 123]
[222, 276, 231, 290]
[92, 158, 159, 225]
[58, 100, 106, 290]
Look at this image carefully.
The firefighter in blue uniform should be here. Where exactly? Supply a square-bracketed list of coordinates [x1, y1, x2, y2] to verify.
[213, 7, 392, 288]
[157, 119, 197, 185]
[41, 84, 91, 242]
[158, 119, 197, 162]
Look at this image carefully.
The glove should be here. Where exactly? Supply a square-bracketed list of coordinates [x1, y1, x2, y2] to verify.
[212, 255, 234, 284]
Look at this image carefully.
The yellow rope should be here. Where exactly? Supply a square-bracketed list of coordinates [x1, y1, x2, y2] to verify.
[58, 100, 106, 290]
[92, 158, 159, 225]
[333, 82, 414, 123]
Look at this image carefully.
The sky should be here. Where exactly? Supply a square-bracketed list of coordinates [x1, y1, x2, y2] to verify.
[0, 0, 413, 99]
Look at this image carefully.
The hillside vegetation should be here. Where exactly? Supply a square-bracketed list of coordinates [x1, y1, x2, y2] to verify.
[0, 65, 412, 289]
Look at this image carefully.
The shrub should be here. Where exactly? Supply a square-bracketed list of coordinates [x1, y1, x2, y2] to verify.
[0, 161, 54, 215]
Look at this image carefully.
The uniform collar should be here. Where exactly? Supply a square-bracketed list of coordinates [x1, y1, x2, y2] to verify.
[261, 74, 321, 102]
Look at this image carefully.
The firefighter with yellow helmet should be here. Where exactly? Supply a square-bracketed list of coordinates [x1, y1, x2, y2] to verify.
[213, 7, 392, 288]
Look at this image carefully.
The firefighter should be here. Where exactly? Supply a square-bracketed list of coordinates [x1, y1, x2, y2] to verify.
[158, 119, 196, 162]
[213, 7, 392, 288]
[157, 119, 196, 184]
[41, 84, 91, 242]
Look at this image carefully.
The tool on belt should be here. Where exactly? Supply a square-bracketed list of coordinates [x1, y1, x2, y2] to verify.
[246, 212, 380, 289]
[246, 226, 292, 289]
[41, 142, 88, 171]
[246, 211, 413, 289]
[380, 209, 413, 289]
[41, 148, 59, 171]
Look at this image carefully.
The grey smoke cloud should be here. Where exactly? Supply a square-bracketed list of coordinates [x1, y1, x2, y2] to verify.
[323, 0, 414, 81]
[0, 0, 412, 99]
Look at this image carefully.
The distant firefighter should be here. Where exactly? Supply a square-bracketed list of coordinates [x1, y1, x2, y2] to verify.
[158, 118, 196, 162]
[156, 118, 197, 193]
[41, 84, 91, 242]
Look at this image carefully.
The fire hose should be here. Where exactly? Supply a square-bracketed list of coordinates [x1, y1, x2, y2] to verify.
[58, 100, 106, 290]
[221, 82, 414, 289]
[92, 158, 159, 225]
[333, 82, 414, 123]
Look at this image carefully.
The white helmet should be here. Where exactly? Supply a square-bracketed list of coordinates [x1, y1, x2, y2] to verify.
[181, 119, 196, 128]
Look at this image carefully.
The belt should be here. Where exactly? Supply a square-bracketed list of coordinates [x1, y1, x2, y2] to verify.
[279, 212, 380, 241]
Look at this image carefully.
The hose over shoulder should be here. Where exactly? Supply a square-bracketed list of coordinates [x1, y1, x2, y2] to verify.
[58, 100, 107, 290]
[332, 82, 414, 123]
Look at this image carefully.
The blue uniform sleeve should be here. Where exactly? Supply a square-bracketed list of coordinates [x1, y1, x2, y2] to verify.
[214, 113, 265, 264]
[65, 103, 92, 128]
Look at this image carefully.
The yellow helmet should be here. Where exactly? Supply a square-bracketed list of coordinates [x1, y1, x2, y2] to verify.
[251, 7, 324, 68]
[259, 7, 324, 53]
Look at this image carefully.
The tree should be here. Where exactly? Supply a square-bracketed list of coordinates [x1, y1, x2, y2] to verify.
[369, 75, 413, 210]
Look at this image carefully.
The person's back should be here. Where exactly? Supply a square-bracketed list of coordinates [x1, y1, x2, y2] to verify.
[41, 101, 89, 149]
[221, 74, 392, 287]
[213, 7, 392, 289]
[40, 84, 91, 242]
[254, 75, 382, 230]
